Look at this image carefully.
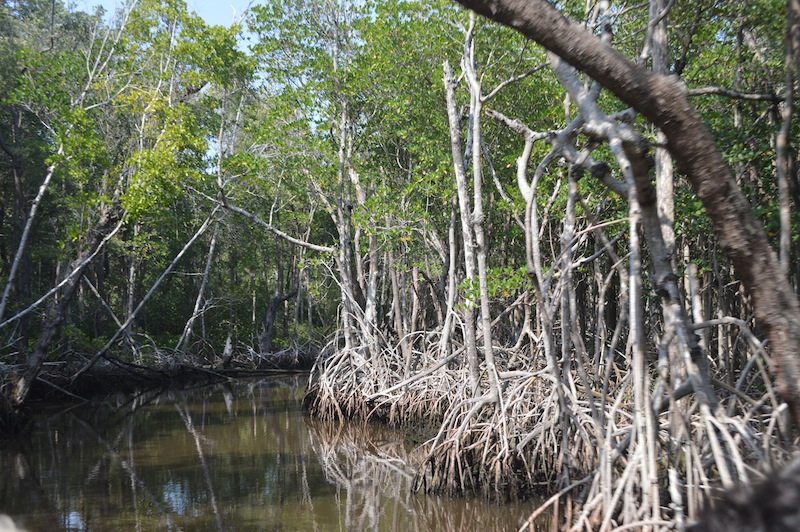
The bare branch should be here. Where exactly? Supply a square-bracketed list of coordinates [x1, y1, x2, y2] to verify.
[482, 62, 548, 102]
[192, 188, 336, 254]
[688, 86, 783, 102]
[0, 214, 125, 331]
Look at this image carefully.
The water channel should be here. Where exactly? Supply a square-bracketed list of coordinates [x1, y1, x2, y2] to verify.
[0, 375, 541, 531]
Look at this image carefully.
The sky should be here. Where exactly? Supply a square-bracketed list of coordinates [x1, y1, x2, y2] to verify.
[74, 0, 254, 26]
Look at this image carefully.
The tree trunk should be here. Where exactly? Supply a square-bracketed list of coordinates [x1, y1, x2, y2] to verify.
[388, 247, 412, 375]
[259, 288, 298, 354]
[651, 0, 675, 258]
[444, 60, 481, 393]
[93, 249, 109, 337]
[779, 0, 800, 277]
[176, 220, 220, 354]
[9, 203, 122, 408]
[438, 199, 459, 359]
[125, 223, 140, 358]
[455, 0, 800, 423]
[464, 13, 500, 400]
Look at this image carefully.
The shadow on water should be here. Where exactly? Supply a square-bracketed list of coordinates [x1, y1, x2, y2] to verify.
[0, 376, 547, 531]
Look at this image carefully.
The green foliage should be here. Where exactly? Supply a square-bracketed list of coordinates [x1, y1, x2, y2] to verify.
[1, 0, 796, 368]
[459, 266, 533, 308]
[180, 21, 255, 89]
[0, 0, 259, 357]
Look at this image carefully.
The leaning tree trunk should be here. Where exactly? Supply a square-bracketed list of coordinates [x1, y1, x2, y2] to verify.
[8, 203, 123, 410]
[454, 0, 800, 423]
[0, 133, 58, 360]
[0, 148, 58, 324]
[176, 219, 221, 354]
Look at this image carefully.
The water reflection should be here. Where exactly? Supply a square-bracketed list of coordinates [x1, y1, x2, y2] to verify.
[0, 376, 537, 531]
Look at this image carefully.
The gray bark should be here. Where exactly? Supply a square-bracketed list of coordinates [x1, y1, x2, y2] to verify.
[443, 60, 481, 392]
[455, 0, 800, 424]
[10, 203, 123, 407]
[176, 220, 221, 354]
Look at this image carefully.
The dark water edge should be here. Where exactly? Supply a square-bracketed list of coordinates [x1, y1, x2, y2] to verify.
[0, 375, 546, 531]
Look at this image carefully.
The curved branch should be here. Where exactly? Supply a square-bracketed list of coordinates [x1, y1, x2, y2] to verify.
[194, 188, 336, 254]
[688, 86, 783, 102]
[455, 0, 800, 422]
[222, 201, 335, 254]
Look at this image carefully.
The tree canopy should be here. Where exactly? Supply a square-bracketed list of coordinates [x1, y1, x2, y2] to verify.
[2, 0, 800, 527]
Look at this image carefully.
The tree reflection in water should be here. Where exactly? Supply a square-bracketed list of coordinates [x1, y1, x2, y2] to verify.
[304, 417, 548, 531]
[0, 376, 540, 531]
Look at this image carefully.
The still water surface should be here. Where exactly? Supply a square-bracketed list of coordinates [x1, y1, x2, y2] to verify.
[0, 375, 538, 531]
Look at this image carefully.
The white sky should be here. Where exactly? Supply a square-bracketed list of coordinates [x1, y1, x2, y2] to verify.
[73, 0, 254, 26]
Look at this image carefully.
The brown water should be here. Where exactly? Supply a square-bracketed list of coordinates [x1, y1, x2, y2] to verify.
[0, 376, 541, 531]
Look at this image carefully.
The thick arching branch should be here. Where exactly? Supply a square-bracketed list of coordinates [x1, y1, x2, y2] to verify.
[454, 0, 800, 422]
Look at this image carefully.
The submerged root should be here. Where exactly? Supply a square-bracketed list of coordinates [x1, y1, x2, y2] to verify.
[415, 367, 599, 503]
[304, 337, 458, 427]
[304, 331, 797, 529]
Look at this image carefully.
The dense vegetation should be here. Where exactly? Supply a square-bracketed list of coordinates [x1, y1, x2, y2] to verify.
[2, 0, 800, 528]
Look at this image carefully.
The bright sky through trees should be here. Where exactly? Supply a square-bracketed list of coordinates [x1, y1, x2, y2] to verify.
[75, 0, 253, 25]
